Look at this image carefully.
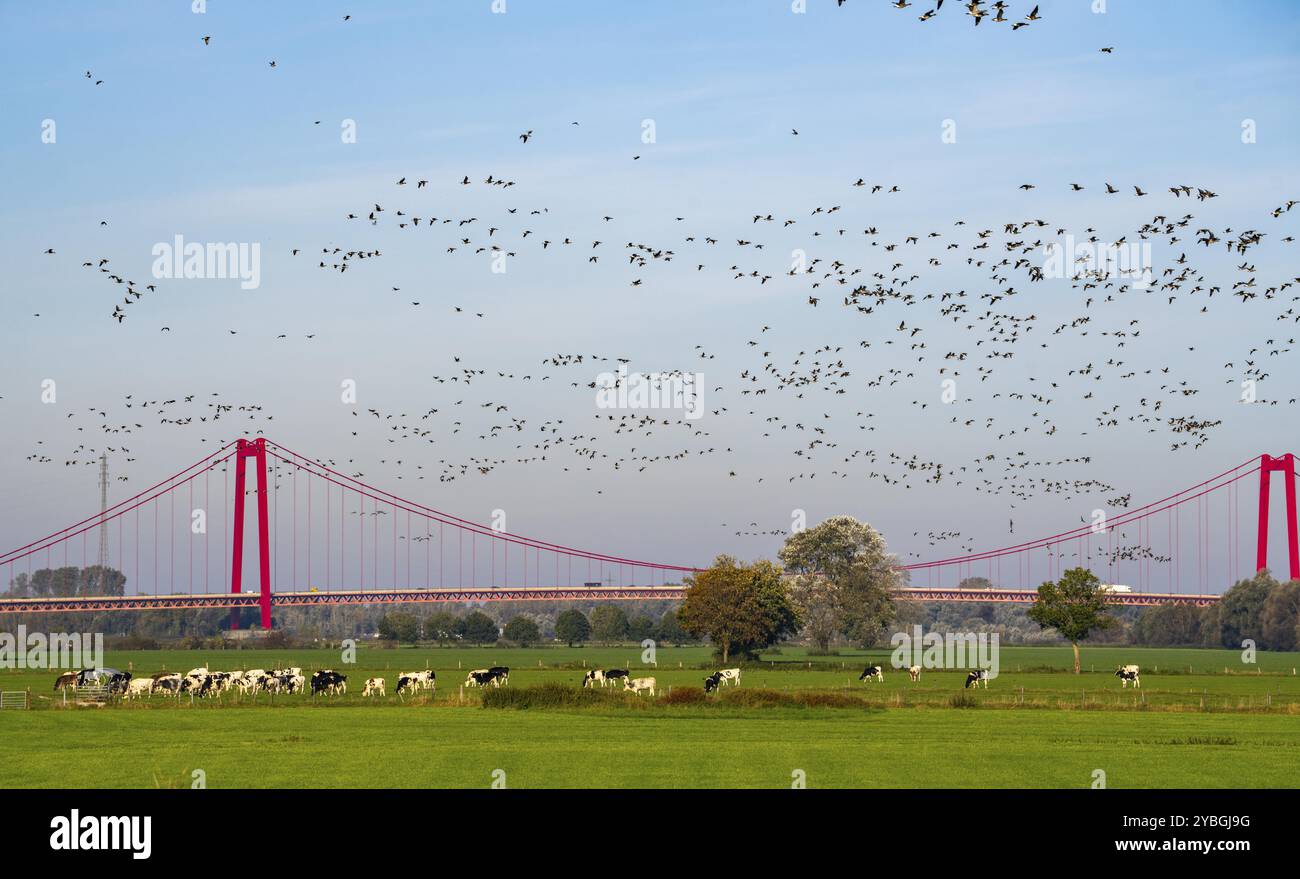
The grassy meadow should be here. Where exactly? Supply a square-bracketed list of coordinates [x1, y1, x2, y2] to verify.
[2, 644, 1299, 788]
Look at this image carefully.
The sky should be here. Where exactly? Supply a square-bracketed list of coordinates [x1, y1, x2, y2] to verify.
[1, 0, 1298, 595]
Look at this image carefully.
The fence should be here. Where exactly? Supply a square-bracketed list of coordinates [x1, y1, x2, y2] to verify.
[0, 690, 29, 710]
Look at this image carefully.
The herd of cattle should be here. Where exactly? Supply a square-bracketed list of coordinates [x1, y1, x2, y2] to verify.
[50, 662, 1145, 700]
[857, 664, 1141, 689]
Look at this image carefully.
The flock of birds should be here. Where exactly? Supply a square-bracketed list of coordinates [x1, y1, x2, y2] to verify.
[17, 4, 1300, 569]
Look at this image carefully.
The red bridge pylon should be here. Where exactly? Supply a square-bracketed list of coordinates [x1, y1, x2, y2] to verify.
[1257, 453, 1300, 580]
[230, 438, 272, 630]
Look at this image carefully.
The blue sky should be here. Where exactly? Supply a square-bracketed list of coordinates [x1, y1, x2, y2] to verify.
[1, 0, 1298, 592]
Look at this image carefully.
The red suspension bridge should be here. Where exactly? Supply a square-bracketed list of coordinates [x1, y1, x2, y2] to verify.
[0, 439, 1296, 627]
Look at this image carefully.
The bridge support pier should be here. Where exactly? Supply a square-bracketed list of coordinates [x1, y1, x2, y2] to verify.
[1256, 453, 1300, 581]
[230, 438, 273, 630]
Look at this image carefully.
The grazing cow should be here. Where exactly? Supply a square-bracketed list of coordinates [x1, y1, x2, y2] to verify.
[182, 674, 216, 697]
[858, 665, 884, 683]
[152, 673, 182, 694]
[1115, 665, 1141, 689]
[907, 666, 922, 682]
[105, 671, 133, 695]
[399, 670, 436, 692]
[363, 677, 386, 697]
[310, 670, 347, 696]
[126, 678, 155, 699]
[624, 677, 656, 696]
[581, 669, 606, 689]
[488, 666, 510, 686]
[603, 669, 631, 687]
[464, 670, 499, 688]
[396, 675, 419, 697]
[703, 672, 723, 693]
[716, 668, 741, 687]
[54, 671, 78, 691]
[964, 670, 990, 689]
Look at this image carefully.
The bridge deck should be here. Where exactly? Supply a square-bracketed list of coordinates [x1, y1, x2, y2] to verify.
[0, 586, 1219, 613]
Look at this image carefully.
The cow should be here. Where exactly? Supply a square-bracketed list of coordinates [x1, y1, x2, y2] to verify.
[311, 670, 347, 696]
[603, 668, 631, 687]
[581, 669, 606, 689]
[152, 673, 182, 694]
[907, 665, 922, 682]
[105, 671, 133, 695]
[182, 674, 216, 697]
[396, 675, 419, 697]
[465, 669, 499, 688]
[624, 677, 656, 696]
[53, 671, 78, 691]
[126, 678, 155, 699]
[399, 670, 435, 692]
[716, 668, 741, 687]
[964, 670, 989, 689]
[858, 665, 884, 683]
[703, 672, 723, 693]
[1116, 665, 1141, 688]
[363, 677, 386, 697]
[488, 666, 510, 686]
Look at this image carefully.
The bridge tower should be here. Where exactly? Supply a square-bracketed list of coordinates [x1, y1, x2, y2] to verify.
[1256, 453, 1300, 580]
[230, 438, 272, 630]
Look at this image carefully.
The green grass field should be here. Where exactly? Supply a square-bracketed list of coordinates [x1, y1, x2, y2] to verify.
[3, 644, 1299, 788]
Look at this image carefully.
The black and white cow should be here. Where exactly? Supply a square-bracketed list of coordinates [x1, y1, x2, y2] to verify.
[152, 673, 182, 694]
[581, 669, 606, 689]
[964, 670, 989, 689]
[465, 669, 499, 688]
[858, 665, 884, 683]
[182, 674, 216, 697]
[399, 670, 435, 692]
[363, 677, 386, 697]
[703, 672, 723, 693]
[311, 669, 347, 696]
[105, 671, 133, 695]
[53, 671, 78, 691]
[907, 665, 922, 682]
[1115, 665, 1141, 688]
[396, 675, 419, 697]
[716, 668, 741, 687]
[488, 667, 510, 686]
[603, 669, 631, 687]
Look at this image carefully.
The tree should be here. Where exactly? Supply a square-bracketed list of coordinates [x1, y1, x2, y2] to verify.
[457, 611, 499, 646]
[1259, 578, 1300, 651]
[424, 611, 459, 644]
[679, 556, 800, 662]
[1027, 567, 1115, 673]
[1134, 603, 1203, 646]
[779, 517, 901, 647]
[787, 573, 839, 652]
[503, 615, 541, 647]
[654, 609, 688, 645]
[377, 612, 420, 644]
[589, 605, 630, 644]
[627, 615, 655, 643]
[555, 609, 591, 647]
[6, 565, 126, 598]
[1207, 572, 1274, 648]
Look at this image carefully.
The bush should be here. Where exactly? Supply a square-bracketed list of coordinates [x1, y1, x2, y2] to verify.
[480, 683, 632, 710]
[660, 687, 708, 705]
